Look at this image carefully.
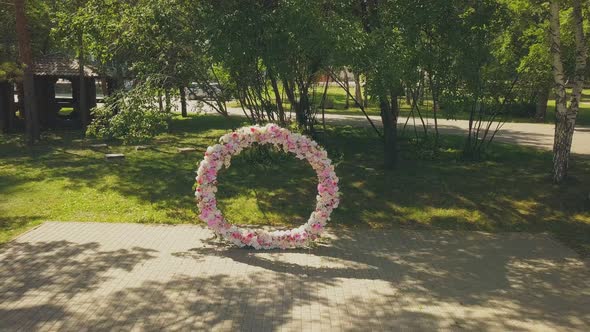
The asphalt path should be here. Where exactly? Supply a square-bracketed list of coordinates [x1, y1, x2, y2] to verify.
[192, 102, 590, 155]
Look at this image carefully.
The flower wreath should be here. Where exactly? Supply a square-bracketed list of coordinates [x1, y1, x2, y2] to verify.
[195, 123, 340, 249]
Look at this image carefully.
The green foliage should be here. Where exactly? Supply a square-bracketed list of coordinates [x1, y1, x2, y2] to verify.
[0, 5, 16, 63]
[496, 0, 553, 103]
[86, 81, 171, 144]
[1, 0, 53, 62]
[0, 62, 23, 82]
[200, 0, 339, 127]
[8, 0, 590, 168]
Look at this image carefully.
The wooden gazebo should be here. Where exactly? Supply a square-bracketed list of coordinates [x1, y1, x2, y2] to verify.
[0, 55, 102, 132]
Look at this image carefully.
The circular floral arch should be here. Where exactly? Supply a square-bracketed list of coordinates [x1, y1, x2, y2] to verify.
[195, 124, 340, 249]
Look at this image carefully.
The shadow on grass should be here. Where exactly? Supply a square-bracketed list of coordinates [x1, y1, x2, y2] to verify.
[0, 114, 589, 255]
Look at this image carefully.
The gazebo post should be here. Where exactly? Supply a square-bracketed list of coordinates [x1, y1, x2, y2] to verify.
[8, 85, 16, 130]
[0, 82, 11, 132]
[34, 77, 50, 128]
[47, 78, 58, 126]
[85, 77, 97, 115]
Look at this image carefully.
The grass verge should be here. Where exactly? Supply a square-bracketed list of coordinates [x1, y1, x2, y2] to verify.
[1, 114, 588, 256]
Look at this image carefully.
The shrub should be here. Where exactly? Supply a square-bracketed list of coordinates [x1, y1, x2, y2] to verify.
[87, 83, 171, 144]
[322, 97, 335, 109]
[508, 102, 536, 118]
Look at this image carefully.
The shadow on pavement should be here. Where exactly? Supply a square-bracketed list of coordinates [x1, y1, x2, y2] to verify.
[1, 223, 587, 331]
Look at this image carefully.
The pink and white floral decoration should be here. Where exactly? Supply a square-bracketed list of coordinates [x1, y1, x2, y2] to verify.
[195, 123, 340, 249]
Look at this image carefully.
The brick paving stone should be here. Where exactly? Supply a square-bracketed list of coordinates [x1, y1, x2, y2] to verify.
[0, 222, 589, 331]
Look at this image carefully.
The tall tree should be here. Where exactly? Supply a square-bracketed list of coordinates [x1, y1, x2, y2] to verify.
[549, 0, 587, 183]
[357, 0, 408, 168]
[14, 0, 39, 143]
[78, 24, 88, 127]
[343, 69, 350, 109]
[498, 0, 553, 122]
[354, 72, 363, 106]
[202, 0, 334, 130]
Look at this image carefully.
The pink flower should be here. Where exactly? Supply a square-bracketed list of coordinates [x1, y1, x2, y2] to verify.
[196, 124, 339, 250]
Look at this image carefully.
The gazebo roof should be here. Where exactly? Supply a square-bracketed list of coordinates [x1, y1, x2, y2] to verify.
[33, 55, 100, 78]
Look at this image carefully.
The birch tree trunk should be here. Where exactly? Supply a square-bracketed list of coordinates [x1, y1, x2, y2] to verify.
[343, 70, 350, 109]
[550, 0, 587, 183]
[354, 72, 363, 106]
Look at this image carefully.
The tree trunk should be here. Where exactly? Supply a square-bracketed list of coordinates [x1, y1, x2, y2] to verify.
[100, 78, 108, 96]
[363, 75, 368, 107]
[179, 86, 187, 117]
[0, 82, 10, 132]
[321, 76, 330, 131]
[297, 83, 310, 130]
[535, 86, 549, 122]
[432, 98, 440, 146]
[405, 85, 411, 105]
[268, 70, 285, 125]
[78, 33, 88, 128]
[8, 84, 16, 130]
[283, 80, 296, 108]
[464, 99, 478, 157]
[569, 0, 587, 118]
[550, 0, 587, 183]
[158, 91, 163, 112]
[284, 80, 303, 127]
[165, 89, 171, 112]
[15, 0, 39, 143]
[343, 70, 350, 109]
[380, 92, 398, 169]
[354, 72, 363, 107]
[428, 75, 440, 146]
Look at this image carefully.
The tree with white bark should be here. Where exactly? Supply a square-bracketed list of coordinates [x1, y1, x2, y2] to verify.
[549, 0, 587, 183]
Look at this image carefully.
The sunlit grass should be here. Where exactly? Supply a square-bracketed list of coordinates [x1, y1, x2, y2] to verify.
[1, 114, 589, 256]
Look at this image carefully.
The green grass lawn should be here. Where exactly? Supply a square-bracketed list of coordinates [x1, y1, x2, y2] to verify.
[1, 114, 589, 256]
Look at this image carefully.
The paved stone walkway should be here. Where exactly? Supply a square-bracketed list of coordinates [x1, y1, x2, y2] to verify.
[0, 222, 588, 331]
